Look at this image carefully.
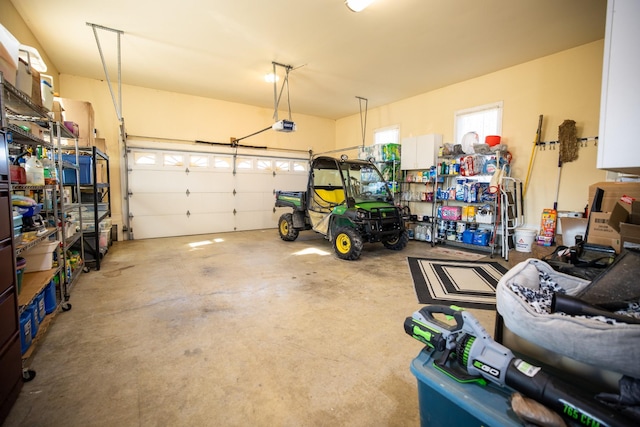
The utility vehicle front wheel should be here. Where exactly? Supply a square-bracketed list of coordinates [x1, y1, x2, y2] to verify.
[278, 213, 299, 241]
[383, 230, 409, 250]
[333, 226, 363, 260]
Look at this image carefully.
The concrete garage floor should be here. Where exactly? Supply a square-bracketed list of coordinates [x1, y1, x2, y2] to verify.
[5, 230, 503, 426]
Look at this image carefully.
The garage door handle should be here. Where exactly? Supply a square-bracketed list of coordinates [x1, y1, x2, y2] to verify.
[186, 210, 191, 217]
[186, 189, 190, 196]
[185, 167, 190, 174]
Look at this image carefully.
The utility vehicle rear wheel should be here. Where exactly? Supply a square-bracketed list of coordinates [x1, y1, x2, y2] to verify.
[383, 230, 409, 250]
[278, 213, 299, 241]
[333, 226, 363, 260]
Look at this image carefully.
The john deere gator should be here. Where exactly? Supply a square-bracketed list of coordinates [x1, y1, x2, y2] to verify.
[275, 155, 408, 260]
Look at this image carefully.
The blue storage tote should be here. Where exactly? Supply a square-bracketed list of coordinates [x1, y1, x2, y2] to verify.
[410, 348, 521, 427]
[44, 280, 57, 314]
[20, 311, 32, 354]
[462, 229, 474, 244]
[28, 302, 40, 338]
[61, 154, 92, 185]
[472, 229, 491, 246]
[36, 292, 46, 322]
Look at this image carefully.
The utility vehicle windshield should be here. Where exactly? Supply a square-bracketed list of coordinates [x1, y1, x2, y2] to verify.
[339, 162, 392, 203]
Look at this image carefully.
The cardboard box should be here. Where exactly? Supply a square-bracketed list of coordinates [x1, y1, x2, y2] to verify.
[608, 201, 640, 250]
[52, 100, 64, 122]
[94, 137, 107, 154]
[588, 182, 640, 213]
[0, 56, 17, 85]
[587, 212, 621, 252]
[56, 98, 95, 144]
[30, 65, 41, 107]
[0, 23, 19, 85]
[15, 58, 31, 94]
[17, 58, 43, 107]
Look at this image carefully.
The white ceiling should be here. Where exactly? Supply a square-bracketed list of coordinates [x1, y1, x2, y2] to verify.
[11, 0, 606, 120]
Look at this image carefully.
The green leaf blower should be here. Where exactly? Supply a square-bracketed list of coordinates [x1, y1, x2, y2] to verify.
[404, 305, 635, 427]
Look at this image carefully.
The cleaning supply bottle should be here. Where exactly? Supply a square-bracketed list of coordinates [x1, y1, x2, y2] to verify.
[25, 156, 45, 185]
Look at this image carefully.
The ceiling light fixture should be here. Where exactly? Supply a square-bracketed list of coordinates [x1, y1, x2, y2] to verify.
[264, 73, 279, 83]
[345, 0, 375, 12]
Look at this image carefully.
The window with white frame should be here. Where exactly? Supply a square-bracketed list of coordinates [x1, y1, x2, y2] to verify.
[163, 153, 184, 167]
[275, 160, 290, 171]
[454, 102, 503, 146]
[292, 161, 307, 172]
[213, 156, 232, 168]
[236, 157, 253, 169]
[256, 159, 272, 170]
[133, 152, 156, 165]
[373, 125, 400, 145]
[189, 155, 209, 168]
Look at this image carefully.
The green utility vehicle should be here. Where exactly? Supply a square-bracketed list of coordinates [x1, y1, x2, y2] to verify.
[275, 155, 408, 260]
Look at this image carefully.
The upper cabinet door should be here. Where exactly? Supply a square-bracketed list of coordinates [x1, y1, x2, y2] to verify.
[597, 0, 640, 175]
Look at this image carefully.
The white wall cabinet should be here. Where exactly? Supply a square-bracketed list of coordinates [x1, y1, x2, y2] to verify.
[400, 134, 442, 170]
[597, 0, 640, 175]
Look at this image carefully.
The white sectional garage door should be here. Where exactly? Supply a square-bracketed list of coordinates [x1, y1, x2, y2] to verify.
[127, 145, 308, 239]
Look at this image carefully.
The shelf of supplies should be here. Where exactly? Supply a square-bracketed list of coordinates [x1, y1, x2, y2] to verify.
[1, 76, 51, 119]
[6, 123, 52, 148]
[15, 228, 58, 255]
[21, 310, 59, 361]
[17, 266, 62, 310]
[438, 240, 496, 253]
[63, 231, 82, 250]
[11, 183, 57, 192]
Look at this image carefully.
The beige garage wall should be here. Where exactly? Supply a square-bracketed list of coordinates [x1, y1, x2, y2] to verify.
[336, 40, 607, 227]
[58, 75, 336, 237]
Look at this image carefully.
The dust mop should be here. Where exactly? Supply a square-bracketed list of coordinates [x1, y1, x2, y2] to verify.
[539, 119, 579, 246]
[554, 119, 579, 210]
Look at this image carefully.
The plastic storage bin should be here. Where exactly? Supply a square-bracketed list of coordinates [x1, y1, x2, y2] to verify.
[15, 256, 26, 294]
[410, 348, 521, 427]
[61, 154, 92, 185]
[20, 311, 32, 354]
[28, 302, 39, 338]
[22, 240, 59, 272]
[36, 292, 46, 322]
[44, 280, 57, 314]
[472, 229, 491, 246]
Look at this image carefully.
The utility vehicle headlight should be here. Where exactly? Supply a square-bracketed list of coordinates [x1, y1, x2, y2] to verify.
[356, 209, 368, 220]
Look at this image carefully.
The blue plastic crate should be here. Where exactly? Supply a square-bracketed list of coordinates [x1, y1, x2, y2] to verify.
[61, 154, 92, 185]
[28, 302, 40, 338]
[36, 292, 46, 322]
[44, 280, 57, 314]
[20, 311, 32, 354]
[410, 348, 521, 427]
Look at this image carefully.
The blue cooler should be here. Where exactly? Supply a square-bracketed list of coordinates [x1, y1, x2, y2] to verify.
[20, 311, 33, 354]
[410, 348, 521, 426]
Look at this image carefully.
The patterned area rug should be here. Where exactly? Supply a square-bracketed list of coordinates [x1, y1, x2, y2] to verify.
[430, 246, 486, 261]
[407, 258, 509, 310]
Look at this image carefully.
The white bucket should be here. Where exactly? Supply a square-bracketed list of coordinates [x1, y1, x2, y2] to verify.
[514, 228, 537, 253]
